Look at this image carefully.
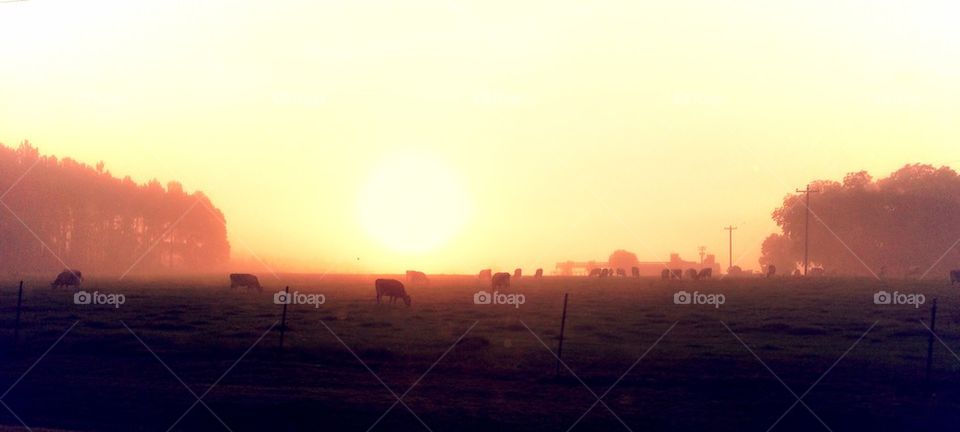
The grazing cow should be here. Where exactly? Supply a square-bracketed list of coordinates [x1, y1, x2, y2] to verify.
[492, 272, 511, 289]
[631, 267, 640, 278]
[697, 268, 713, 279]
[230, 273, 262, 291]
[685, 268, 699, 280]
[534, 268, 544, 279]
[951, 270, 960, 286]
[406, 270, 429, 284]
[479, 269, 492, 280]
[660, 269, 671, 280]
[589, 268, 602, 277]
[766, 265, 777, 278]
[375, 279, 411, 306]
[671, 269, 683, 280]
[514, 268, 522, 279]
[51, 270, 83, 289]
[600, 269, 610, 278]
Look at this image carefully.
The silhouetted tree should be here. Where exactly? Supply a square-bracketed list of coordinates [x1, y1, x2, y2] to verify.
[761, 164, 960, 277]
[0, 142, 230, 276]
[608, 249, 639, 272]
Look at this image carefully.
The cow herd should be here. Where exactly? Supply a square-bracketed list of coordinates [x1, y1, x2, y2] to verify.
[656, 268, 714, 280]
[38, 268, 960, 311]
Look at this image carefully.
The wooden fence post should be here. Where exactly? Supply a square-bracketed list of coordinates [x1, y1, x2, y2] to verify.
[556, 293, 569, 377]
[13, 281, 23, 350]
[926, 298, 938, 385]
[279, 286, 290, 350]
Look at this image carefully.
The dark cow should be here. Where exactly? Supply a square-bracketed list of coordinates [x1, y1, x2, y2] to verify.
[616, 268, 626, 277]
[513, 268, 522, 279]
[671, 269, 683, 280]
[492, 272, 511, 289]
[230, 273, 263, 291]
[479, 269, 492, 280]
[951, 270, 960, 286]
[660, 269, 671, 280]
[697, 268, 713, 279]
[631, 267, 640, 278]
[51, 270, 83, 289]
[600, 269, 610, 278]
[534, 268, 544, 279]
[406, 270, 429, 284]
[766, 265, 777, 278]
[589, 268, 602, 277]
[376, 279, 411, 306]
[685, 268, 699, 280]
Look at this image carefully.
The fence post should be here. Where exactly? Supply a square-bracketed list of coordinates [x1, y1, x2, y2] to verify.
[13, 281, 23, 350]
[279, 286, 290, 350]
[926, 298, 938, 385]
[556, 293, 569, 377]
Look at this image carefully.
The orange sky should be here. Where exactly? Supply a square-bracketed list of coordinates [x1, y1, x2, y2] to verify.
[1, 1, 958, 274]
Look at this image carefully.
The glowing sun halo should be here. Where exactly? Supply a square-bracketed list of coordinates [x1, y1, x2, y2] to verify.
[358, 154, 471, 253]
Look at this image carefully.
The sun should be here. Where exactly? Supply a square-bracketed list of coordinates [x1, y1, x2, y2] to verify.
[358, 153, 471, 253]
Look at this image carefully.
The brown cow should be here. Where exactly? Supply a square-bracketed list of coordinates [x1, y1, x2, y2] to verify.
[589, 268, 602, 277]
[685, 268, 699, 280]
[697, 268, 713, 279]
[230, 273, 262, 292]
[406, 270, 429, 284]
[492, 272, 511, 289]
[600, 269, 610, 278]
[376, 279, 411, 306]
[616, 268, 627, 277]
[51, 270, 83, 289]
[671, 269, 683, 280]
[479, 269, 492, 280]
[660, 269, 671, 280]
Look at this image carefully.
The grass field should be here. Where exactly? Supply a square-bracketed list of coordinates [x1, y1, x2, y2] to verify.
[1, 274, 958, 431]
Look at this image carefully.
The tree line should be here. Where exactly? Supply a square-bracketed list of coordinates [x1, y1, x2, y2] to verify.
[0, 142, 229, 277]
[760, 164, 960, 278]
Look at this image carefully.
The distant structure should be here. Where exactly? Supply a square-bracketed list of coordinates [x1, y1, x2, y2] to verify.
[555, 253, 721, 277]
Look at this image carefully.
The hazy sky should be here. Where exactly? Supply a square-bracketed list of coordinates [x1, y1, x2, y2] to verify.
[1, 0, 958, 274]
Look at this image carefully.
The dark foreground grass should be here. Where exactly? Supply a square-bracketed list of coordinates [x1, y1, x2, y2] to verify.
[0, 275, 958, 431]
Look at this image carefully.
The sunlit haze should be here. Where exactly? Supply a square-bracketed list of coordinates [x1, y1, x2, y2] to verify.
[2, 0, 958, 274]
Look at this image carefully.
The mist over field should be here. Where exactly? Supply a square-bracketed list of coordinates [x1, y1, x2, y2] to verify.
[2, 1, 960, 431]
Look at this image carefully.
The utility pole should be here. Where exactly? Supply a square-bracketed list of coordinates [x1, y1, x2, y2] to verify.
[698, 246, 707, 265]
[724, 226, 737, 272]
[795, 185, 821, 276]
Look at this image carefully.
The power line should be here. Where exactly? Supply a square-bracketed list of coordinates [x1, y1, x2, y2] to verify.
[724, 225, 737, 272]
